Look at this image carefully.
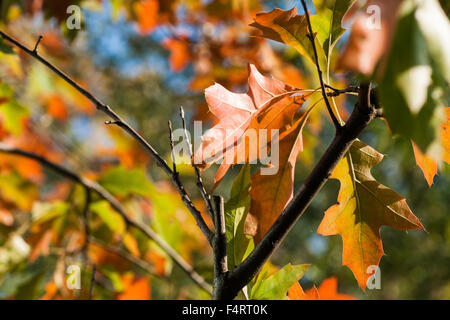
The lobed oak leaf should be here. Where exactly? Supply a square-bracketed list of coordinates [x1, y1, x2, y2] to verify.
[195, 64, 309, 186]
[317, 140, 424, 289]
[250, 8, 315, 64]
[246, 105, 313, 243]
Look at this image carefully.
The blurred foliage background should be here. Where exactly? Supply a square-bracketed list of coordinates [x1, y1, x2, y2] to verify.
[0, 0, 448, 299]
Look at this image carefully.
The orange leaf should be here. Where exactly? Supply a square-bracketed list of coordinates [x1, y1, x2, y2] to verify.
[289, 277, 356, 300]
[195, 64, 306, 186]
[118, 277, 151, 300]
[412, 141, 437, 187]
[246, 106, 312, 243]
[163, 38, 191, 73]
[318, 140, 424, 289]
[133, 0, 159, 35]
[44, 94, 68, 120]
[316, 277, 356, 300]
[29, 229, 53, 262]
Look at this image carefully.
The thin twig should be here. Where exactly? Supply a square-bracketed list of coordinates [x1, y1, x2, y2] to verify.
[88, 264, 96, 300]
[0, 29, 214, 245]
[300, 0, 342, 131]
[168, 121, 177, 174]
[0, 144, 213, 295]
[33, 35, 43, 52]
[326, 85, 360, 97]
[179, 106, 215, 220]
[81, 187, 91, 262]
[89, 237, 162, 278]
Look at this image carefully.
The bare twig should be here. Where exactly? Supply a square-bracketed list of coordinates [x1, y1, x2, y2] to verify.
[33, 35, 43, 53]
[81, 187, 92, 261]
[88, 264, 96, 300]
[168, 121, 177, 174]
[326, 85, 360, 97]
[0, 144, 212, 295]
[0, 30, 214, 245]
[300, 0, 342, 131]
[89, 237, 162, 278]
[179, 106, 215, 220]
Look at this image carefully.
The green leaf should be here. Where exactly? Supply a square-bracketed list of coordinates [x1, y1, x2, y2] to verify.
[99, 165, 153, 197]
[0, 255, 57, 299]
[250, 263, 310, 300]
[0, 82, 28, 135]
[225, 164, 251, 270]
[311, 0, 356, 62]
[379, 0, 449, 156]
[32, 201, 69, 225]
[0, 38, 14, 55]
[90, 200, 126, 234]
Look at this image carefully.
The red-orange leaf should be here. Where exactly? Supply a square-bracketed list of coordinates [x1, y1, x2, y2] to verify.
[289, 277, 356, 300]
[412, 141, 437, 187]
[246, 107, 312, 243]
[133, 0, 159, 35]
[195, 64, 308, 187]
[163, 38, 191, 73]
[118, 277, 151, 300]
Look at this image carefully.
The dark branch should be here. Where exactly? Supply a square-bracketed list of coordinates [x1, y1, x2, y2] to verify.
[88, 263, 96, 300]
[300, 0, 342, 130]
[326, 85, 360, 97]
[212, 196, 229, 300]
[0, 29, 213, 246]
[168, 120, 178, 174]
[0, 144, 212, 295]
[81, 187, 92, 262]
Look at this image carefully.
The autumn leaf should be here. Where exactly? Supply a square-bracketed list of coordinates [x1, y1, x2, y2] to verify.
[412, 141, 437, 187]
[163, 38, 191, 73]
[44, 94, 68, 120]
[118, 277, 151, 300]
[411, 107, 450, 186]
[133, 0, 159, 35]
[195, 64, 308, 186]
[250, 8, 315, 64]
[288, 277, 356, 300]
[250, 263, 309, 300]
[311, 0, 356, 63]
[246, 106, 313, 244]
[317, 140, 424, 289]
